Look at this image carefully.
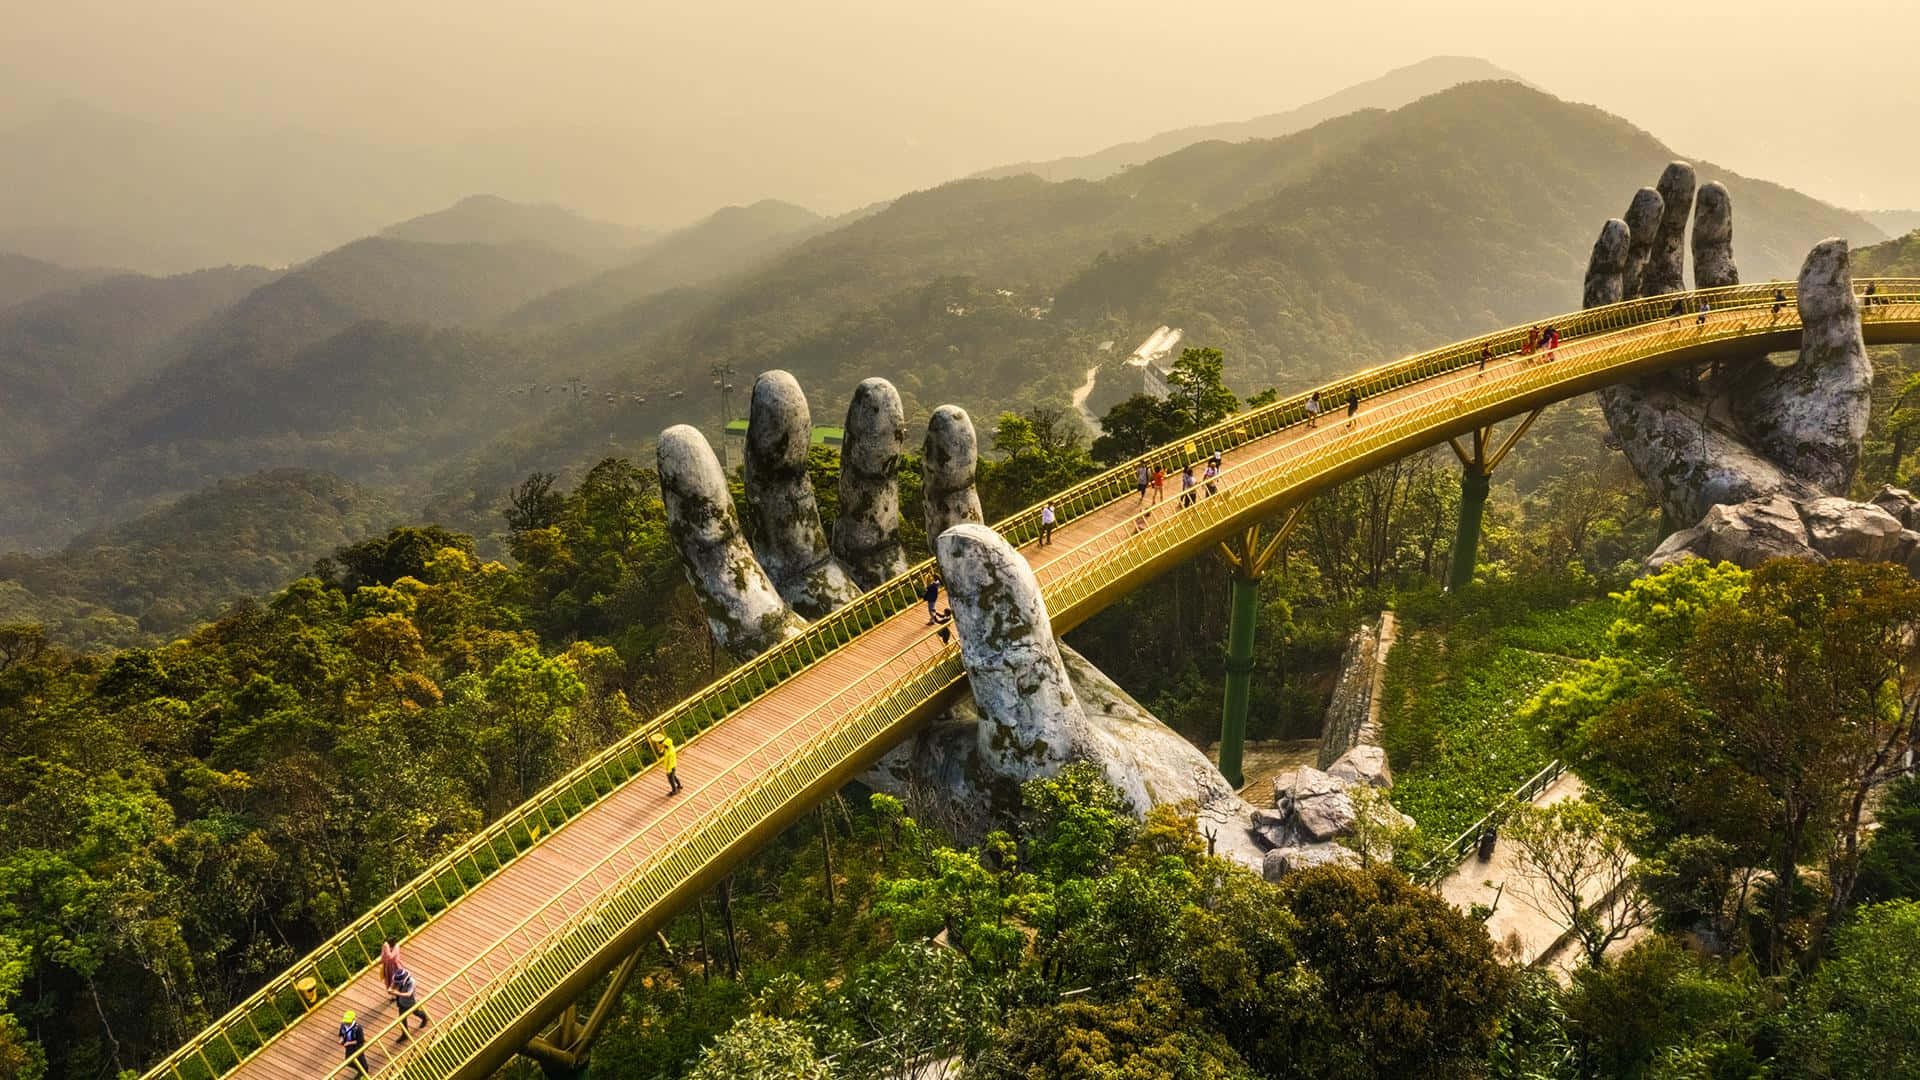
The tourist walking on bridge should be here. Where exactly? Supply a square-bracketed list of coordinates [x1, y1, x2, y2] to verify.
[388, 964, 430, 1042]
[338, 1011, 371, 1077]
[1135, 463, 1151, 503]
[1203, 454, 1221, 497]
[1305, 390, 1321, 427]
[652, 733, 682, 795]
[1344, 389, 1360, 429]
[1038, 502, 1056, 545]
[1150, 464, 1166, 505]
[924, 575, 945, 624]
[1180, 463, 1196, 507]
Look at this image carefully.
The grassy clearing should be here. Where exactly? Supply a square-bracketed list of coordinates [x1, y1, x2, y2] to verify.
[1379, 589, 1615, 842]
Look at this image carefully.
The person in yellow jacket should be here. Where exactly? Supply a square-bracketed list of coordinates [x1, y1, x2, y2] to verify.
[652, 733, 682, 795]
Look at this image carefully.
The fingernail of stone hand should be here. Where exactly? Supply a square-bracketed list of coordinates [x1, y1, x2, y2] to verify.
[1641, 162, 1695, 297]
[923, 405, 985, 548]
[744, 371, 859, 618]
[1583, 218, 1630, 309]
[658, 424, 803, 658]
[1692, 181, 1738, 289]
[834, 377, 909, 589]
[1622, 186, 1664, 298]
[1732, 239, 1871, 494]
[935, 523, 1095, 776]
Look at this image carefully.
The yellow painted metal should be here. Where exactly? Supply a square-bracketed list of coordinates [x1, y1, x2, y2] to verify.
[144, 279, 1920, 1080]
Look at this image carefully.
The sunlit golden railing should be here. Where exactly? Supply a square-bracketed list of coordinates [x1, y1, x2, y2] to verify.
[143, 279, 1920, 1080]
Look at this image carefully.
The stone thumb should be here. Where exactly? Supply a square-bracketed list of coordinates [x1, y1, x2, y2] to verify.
[935, 523, 1096, 777]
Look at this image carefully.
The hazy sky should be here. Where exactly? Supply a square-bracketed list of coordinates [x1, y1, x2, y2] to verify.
[4, 0, 1917, 228]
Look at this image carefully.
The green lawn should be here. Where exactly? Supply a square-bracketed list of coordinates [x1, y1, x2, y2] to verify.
[1378, 594, 1615, 842]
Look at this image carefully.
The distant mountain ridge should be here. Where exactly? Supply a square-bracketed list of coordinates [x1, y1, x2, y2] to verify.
[502, 199, 828, 329]
[382, 194, 657, 261]
[0, 251, 118, 311]
[972, 56, 1530, 184]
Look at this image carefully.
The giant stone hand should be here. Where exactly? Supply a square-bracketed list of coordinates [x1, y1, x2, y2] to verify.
[659, 372, 1263, 868]
[1582, 163, 1920, 568]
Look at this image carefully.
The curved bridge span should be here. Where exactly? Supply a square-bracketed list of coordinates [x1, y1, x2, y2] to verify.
[150, 280, 1920, 1080]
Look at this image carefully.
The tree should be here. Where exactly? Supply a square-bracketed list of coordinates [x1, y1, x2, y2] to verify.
[983, 979, 1252, 1080]
[1685, 560, 1920, 954]
[687, 1015, 833, 1080]
[1785, 900, 1920, 1079]
[1164, 347, 1238, 429]
[1502, 799, 1654, 968]
[1562, 935, 1763, 1080]
[1263, 864, 1511, 1079]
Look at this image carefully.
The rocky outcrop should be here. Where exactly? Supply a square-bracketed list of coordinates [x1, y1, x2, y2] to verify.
[1255, 762, 1412, 882]
[1327, 744, 1393, 790]
[1263, 843, 1360, 879]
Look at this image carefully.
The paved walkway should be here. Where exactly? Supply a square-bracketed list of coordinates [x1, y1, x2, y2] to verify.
[1437, 771, 1594, 966]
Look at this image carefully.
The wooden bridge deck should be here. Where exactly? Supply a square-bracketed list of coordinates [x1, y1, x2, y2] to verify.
[198, 291, 1920, 1080]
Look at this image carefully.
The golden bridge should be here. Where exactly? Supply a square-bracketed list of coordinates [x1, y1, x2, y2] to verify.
[146, 279, 1920, 1080]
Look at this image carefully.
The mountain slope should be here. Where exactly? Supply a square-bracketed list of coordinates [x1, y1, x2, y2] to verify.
[0, 252, 117, 311]
[1053, 81, 1882, 394]
[973, 56, 1528, 184]
[382, 194, 656, 260]
[0, 468, 398, 647]
[0, 264, 279, 455]
[502, 199, 827, 329]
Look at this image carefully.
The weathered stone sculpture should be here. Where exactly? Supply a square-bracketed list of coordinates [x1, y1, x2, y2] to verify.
[658, 372, 1265, 871]
[1583, 164, 1916, 569]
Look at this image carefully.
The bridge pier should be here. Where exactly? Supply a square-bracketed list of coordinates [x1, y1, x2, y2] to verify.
[1445, 409, 1542, 592]
[518, 942, 650, 1078]
[1214, 507, 1303, 787]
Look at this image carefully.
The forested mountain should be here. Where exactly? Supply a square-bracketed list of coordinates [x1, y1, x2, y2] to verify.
[1864, 209, 1920, 238]
[381, 194, 656, 260]
[0, 264, 279, 454]
[1858, 227, 1920, 275]
[972, 56, 1526, 184]
[0, 238, 596, 549]
[4, 80, 1885, 570]
[0, 469, 398, 648]
[501, 199, 828, 329]
[1059, 81, 1883, 396]
[0, 252, 115, 310]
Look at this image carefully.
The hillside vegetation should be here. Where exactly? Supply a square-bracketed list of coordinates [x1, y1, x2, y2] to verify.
[0, 470, 398, 646]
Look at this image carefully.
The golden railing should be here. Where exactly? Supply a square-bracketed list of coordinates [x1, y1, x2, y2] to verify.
[143, 279, 1920, 1080]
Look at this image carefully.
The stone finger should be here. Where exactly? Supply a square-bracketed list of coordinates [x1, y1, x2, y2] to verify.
[935, 523, 1099, 783]
[832, 377, 909, 588]
[1639, 161, 1695, 297]
[1582, 218, 1630, 309]
[1691, 181, 1737, 288]
[1730, 239, 1871, 494]
[1621, 186, 1664, 298]
[743, 370, 860, 618]
[922, 405, 985, 545]
[657, 424, 805, 658]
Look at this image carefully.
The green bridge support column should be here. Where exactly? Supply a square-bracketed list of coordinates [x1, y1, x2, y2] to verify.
[1214, 508, 1303, 788]
[1449, 466, 1492, 593]
[1445, 408, 1542, 593]
[1219, 573, 1259, 788]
